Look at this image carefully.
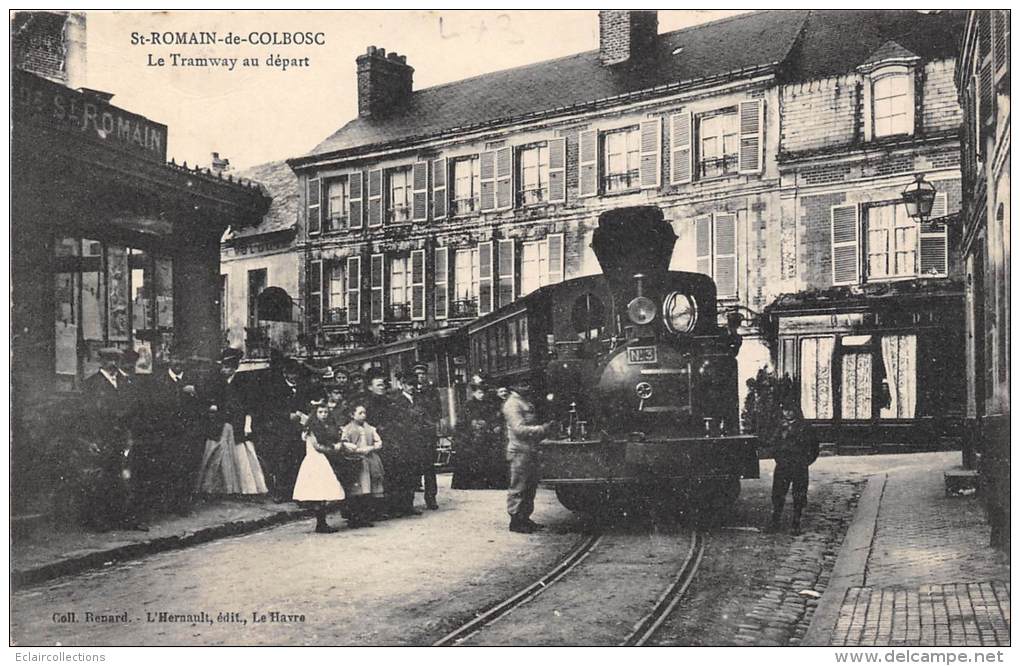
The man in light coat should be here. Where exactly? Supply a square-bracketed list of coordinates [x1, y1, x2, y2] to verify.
[502, 380, 555, 533]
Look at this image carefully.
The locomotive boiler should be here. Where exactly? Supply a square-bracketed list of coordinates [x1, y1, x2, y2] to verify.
[538, 206, 758, 514]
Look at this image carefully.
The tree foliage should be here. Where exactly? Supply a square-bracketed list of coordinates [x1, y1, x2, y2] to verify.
[741, 368, 797, 453]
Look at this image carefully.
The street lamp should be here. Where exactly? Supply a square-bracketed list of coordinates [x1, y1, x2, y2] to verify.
[901, 173, 937, 221]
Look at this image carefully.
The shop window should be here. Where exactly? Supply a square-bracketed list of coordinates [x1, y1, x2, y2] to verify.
[840, 336, 873, 420]
[879, 334, 917, 419]
[799, 336, 834, 419]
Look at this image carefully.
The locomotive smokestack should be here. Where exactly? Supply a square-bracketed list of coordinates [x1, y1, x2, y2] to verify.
[592, 207, 677, 293]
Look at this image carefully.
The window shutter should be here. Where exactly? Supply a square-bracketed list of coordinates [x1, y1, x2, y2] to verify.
[431, 158, 447, 220]
[738, 99, 764, 175]
[695, 215, 712, 276]
[713, 214, 737, 298]
[410, 249, 426, 320]
[349, 172, 364, 230]
[412, 162, 429, 222]
[497, 238, 516, 307]
[434, 246, 449, 320]
[547, 233, 564, 284]
[307, 177, 321, 235]
[578, 129, 598, 197]
[670, 112, 693, 185]
[346, 256, 361, 324]
[831, 204, 860, 286]
[979, 60, 995, 138]
[370, 253, 385, 322]
[367, 169, 383, 228]
[548, 138, 566, 203]
[308, 259, 323, 323]
[479, 241, 494, 315]
[495, 147, 514, 210]
[480, 151, 497, 212]
[638, 118, 662, 189]
[993, 10, 1008, 81]
[920, 193, 948, 277]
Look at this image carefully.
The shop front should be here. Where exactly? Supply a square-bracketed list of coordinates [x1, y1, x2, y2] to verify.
[12, 69, 269, 508]
[768, 281, 966, 452]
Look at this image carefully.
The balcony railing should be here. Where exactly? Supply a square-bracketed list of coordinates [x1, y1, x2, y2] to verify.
[387, 303, 411, 322]
[520, 187, 548, 206]
[450, 197, 480, 216]
[387, 204, 412, 224]
[324, 307, 347, 326]
[325, 215, 348, 232]
[451, 298, 478, 319]
[602, 169, 640, 193]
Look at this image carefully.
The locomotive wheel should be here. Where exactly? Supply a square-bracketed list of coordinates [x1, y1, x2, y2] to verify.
[555, 485, 615, 515]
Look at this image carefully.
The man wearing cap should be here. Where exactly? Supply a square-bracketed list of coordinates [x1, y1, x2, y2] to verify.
[503, 379, 556, 534]
[413, 362, 442, 510]
[80, 348, 148, 531]
[387, 371, 431, 516]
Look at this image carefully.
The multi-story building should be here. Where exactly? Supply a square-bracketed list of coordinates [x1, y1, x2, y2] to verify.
[956, 10, 1010, 549]
[287, 10, 965, 438]
[220, 159, 303, 363]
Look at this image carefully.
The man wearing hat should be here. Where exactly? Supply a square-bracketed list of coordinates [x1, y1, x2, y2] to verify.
[453, 375, 500, 489]
[764, 400, 819, 535]
[385, 370, 433, 516]
[257, 356, 317, 501]
[412, 362, 442, 510]
[502, 378, 556, 534]
[80, 347, 148, 531]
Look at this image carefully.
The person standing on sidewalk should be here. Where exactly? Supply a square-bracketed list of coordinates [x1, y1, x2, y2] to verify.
[765, 402, 819, 535]
[413, 362, 442, 510]
[502, 380, 555, 534]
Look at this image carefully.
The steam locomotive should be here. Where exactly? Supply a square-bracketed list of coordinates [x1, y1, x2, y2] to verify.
[465, 206, 758, 513]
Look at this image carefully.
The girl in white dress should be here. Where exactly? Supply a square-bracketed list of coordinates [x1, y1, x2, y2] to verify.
[294, 403, 345, 533]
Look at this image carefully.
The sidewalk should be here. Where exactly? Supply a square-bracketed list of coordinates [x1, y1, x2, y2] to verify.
[804, 455, 1011, 647]
[11, 497, 316, 589]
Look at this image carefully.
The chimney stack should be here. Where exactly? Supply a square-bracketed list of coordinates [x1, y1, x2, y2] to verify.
[211, 152, 231, 174]
[599, 10, 658, 66]
[356, 46, 414, 118]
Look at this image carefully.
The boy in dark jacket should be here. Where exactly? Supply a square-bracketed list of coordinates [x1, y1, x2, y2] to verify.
[766, 402, 819, 535]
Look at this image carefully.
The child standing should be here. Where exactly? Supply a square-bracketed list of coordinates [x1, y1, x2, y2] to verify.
[337, 404, 385, 528]
[293, 403, 345, 533]
[766, 402, 819, 535]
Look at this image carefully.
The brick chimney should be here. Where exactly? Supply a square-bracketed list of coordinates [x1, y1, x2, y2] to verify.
[211, 152, 231, 174]
[599, 10, 658, 66]
[356, 46, 414, 118]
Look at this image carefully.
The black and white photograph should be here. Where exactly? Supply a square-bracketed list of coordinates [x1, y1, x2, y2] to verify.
[8, 8, 1011, 655]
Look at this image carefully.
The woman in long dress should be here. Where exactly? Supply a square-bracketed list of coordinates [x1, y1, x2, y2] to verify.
[195, 348, 268, 496]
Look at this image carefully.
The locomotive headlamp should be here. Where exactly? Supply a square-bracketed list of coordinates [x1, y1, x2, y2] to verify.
[627, 296, 657, 325]
[662, 291, 697, 334]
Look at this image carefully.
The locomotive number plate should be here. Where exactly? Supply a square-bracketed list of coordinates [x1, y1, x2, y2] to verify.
[627, 346, 658, 364]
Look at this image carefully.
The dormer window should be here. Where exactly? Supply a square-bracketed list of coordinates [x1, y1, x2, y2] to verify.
[857, 42, 919, 143]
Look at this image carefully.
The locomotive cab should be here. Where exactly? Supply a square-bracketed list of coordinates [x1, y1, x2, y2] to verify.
[539, 206, 758, 515]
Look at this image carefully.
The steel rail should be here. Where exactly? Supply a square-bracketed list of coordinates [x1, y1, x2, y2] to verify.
[432, 531, 603, 647]
[621, 529, 706, 646]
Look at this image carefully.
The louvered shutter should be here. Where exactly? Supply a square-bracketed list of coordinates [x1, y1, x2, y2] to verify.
[434, 247, 449, 320]
[412, 162, 428, 222]
[307, 177, 321, 235]
[349, 172, 364, 230]
[979, 60, 995, 135]
[578, 129, 598, 197]
[479, 241, 494, 315]
[308, 259, 323, 323]
[639, 118, 662, 189]
[547, 233, 564, 284]
[670, 112, 693, 185]
[919, 193, 948, 277]
[713, 214, 737, 298]
[495, 147, 513, 210]
[547, 138, 566, 203]
[695, 215, 712, 276]
[410, 249, 426, 320]
[480, 151, 497, 212]
[370, 253, 385, 322]
[497, 238, 516, 307]
[738, 100, 764, 175]
[346, 256, 361, 324]
[993, 10, 1008, 81]
[831, 204, 860, 286]
[367, 169, 383, 227]
[432, 158, 447, 220]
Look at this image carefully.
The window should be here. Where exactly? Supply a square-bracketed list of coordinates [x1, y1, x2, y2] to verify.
[698, 109, 739, 178]
[327, 262, 346, 325]
[518, 144, 549, 205]
[247, 268, 267, 328]
[387, 166, 413, 223]
[454, 247, 480, 309]
[694, 214, 737, 298]
[450, 156, 480, 215]
[799, 336, 834, 419]
[520, 233, 564, 296]
[602, 126, 641, 193]
[872, 74, 912, 138]
[880, 334, 916, 419]
[389, 255, 412, 321]
[325, 177, 349, 232]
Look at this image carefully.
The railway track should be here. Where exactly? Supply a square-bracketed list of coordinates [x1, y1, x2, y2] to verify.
[433, 527, 706, 647]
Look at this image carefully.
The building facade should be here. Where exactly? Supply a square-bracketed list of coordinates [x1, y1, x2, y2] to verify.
[286, 10, 965, 437]
[956, 10, 1010, 548]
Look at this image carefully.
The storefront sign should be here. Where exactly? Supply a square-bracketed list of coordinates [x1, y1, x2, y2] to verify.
[13, 69, 167, 163]
[778, 312, 865, 333]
